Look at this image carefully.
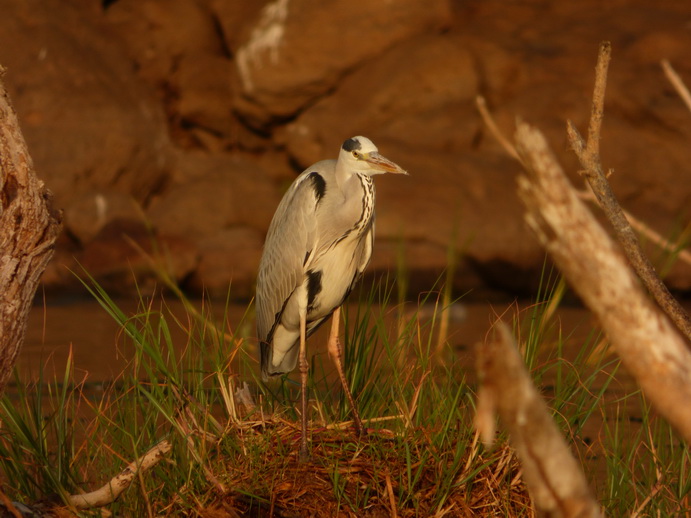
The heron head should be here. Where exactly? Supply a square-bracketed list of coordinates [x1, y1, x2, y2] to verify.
[339, 136, 408, 176]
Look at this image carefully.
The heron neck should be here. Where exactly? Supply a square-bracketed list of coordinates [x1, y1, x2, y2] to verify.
[334, 160, 352, 191]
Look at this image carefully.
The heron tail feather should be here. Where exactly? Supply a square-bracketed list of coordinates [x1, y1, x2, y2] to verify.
[260, 341, 274, 382]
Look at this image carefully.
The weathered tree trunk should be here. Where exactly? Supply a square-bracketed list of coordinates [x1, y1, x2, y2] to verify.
[515, 122, 691, 444]
[0, 66, 62, 392]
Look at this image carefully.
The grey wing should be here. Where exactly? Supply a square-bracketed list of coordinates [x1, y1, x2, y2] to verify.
[255, 171, 322, 344]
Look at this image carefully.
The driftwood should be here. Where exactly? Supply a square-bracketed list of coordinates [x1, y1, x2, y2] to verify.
[67, 440, 172, 509]
[0, 66, 62, 392]
[515, 121, 691, 444]
[476, 322, 602, 518]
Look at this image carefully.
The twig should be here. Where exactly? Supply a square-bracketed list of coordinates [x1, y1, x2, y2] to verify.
[586, 41, 611, 161]
[475, 321, 602, 517]
[325, 413, 404, 431]
[661, 59, 691, 114]
[515, 120, 691, 444]
[567, 42, 691, 343]
[385, 472, 398, 518]
[577, 190, 691, 267]
[630, 480, 664, 518]
[67, 440, 172, 509]
[476, 96, 521, 162]
[625, 214, 691, 267]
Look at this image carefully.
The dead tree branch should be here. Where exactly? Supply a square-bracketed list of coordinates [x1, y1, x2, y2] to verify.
[0, 66, 62, 392]
[476, 95, 521, 162]
[67, 440, 172, 509]
[566, 42, 691, 342]
[577, 189, 691, 267]
[662, 59, 691, 114]
[477, 93, 691, 270]
[476, 321, 602, 518]
[515, 121, 691, 444]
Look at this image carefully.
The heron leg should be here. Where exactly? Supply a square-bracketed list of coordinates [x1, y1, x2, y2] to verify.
[327, 306, 365, 436]
[298, 307, 310, 462]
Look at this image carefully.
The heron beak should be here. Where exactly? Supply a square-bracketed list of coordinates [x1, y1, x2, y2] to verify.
[366, 152, 408, 175]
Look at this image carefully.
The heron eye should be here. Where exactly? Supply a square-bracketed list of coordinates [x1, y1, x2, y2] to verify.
[352, 151, 361, 159]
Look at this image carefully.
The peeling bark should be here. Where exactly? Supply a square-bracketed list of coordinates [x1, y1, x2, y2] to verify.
[0, 66, 62, 392]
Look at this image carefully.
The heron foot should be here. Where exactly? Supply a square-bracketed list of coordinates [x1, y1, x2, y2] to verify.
[355, 424, 367, 437]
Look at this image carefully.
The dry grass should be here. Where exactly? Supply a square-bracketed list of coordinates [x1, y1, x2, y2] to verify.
[186, 417, 531, 517]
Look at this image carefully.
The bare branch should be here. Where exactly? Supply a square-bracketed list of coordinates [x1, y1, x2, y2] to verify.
[576, 190, 691, 267]
[476, 321, 602, 518]
[567, 43, 691, 343]
[515, 121, 691, 444]
[585, 41, 611, 161]
[67, 440, 172, 509]
[624, 212, 691, 268]
[661, 59, 691, 114]
[476, 95, 521, 162]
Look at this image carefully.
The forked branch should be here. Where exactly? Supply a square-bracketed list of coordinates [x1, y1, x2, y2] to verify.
[566, 42, 691, 342]
[515, 121, 691, 444]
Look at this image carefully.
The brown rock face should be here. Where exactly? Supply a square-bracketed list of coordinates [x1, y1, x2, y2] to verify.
[0, 0, 172, 212]
[106, 0, 225, 88]
[282, 33, 480, 163]
[232, 0, 452, 127]
[147, 153, 278, 238]
[146, 152, 281, 298]
[1, 0, 690, 298]
[189, 227, 265, 298]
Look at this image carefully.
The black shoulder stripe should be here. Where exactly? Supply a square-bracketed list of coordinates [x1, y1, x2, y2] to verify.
[265, 286, 296, 344]
[307, 172, 326, 203]
[306, 269, 322, 310]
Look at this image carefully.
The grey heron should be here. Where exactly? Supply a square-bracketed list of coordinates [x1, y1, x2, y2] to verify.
[256, 136, 407, 460]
